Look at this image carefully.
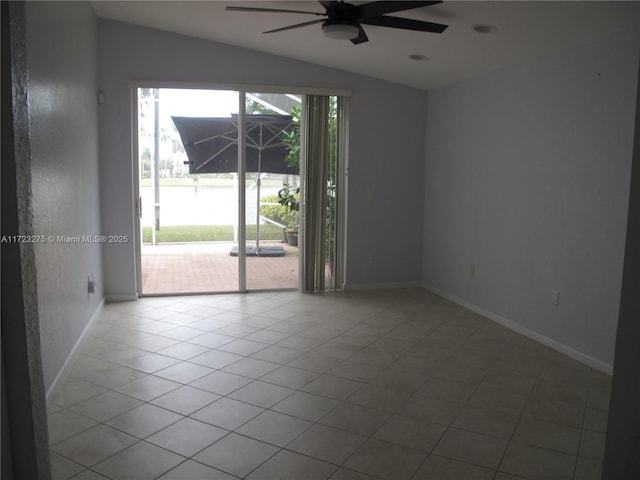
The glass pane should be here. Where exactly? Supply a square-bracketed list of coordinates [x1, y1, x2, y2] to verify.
[138, 88, 240, 294]
[325, 96, 338, 289]
[244, 92, 301, 290]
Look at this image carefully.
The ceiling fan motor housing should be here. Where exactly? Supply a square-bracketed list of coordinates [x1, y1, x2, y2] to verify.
[322, 18, 360, 40]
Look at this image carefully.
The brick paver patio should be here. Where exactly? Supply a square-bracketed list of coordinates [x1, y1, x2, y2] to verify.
[141, 241, 299, 295]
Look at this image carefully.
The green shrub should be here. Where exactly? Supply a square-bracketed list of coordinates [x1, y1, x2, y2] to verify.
[260, 194, 298, 229]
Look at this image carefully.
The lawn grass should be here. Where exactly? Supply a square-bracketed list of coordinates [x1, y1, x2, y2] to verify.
[140, 177, 285, 188]
[142, 224, 284, 243]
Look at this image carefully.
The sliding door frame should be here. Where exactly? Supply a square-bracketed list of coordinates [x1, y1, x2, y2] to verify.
[130, 81, 351, 296]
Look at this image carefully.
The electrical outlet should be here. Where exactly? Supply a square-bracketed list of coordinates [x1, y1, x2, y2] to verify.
[552, 290, 560, 306]
[469, 264, 475, 279]
[88, 278, 96, 294]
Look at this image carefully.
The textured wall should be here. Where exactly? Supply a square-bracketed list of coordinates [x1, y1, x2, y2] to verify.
[97, 20, 427, 296]
[26, 2, 103, 390]
[423, 32, 640, 367]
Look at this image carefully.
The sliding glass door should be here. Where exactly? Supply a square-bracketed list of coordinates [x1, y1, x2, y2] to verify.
[244, 92, 301, 291]
[134, 86, 346, 296]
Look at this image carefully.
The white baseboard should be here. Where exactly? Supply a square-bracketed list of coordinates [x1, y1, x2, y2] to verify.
[46, 299, 105, 402]
[423, 284, 613, 376]
[105, 293, 138, 302]
[343, 281, 422, 291]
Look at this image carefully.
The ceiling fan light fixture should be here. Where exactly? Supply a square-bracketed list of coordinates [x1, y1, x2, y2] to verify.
[322, 21, 360, 40]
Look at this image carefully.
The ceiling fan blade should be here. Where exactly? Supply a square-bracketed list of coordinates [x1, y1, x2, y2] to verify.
[263, 19, 325, 34]
[225, 6, 324, 16]
[350, 25, 369, 45]
[351, 1, 442, 19]
[361, 15, 448, 33]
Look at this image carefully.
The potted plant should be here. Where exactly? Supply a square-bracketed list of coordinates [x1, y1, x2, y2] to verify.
[277, 184, 299, 246]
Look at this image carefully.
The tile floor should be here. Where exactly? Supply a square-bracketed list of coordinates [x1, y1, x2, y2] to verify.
[48, 288, 610, 480]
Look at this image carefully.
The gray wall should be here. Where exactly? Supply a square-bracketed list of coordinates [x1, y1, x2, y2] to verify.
[423, 32, 640, 368]
[26, 1, 103, 390]
[97, 20, 427, 297]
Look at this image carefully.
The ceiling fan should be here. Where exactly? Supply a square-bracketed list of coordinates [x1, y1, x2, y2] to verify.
[225, 1, 448, 45]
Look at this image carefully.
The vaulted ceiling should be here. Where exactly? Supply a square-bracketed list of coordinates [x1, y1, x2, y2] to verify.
[91, 1, 640, 90]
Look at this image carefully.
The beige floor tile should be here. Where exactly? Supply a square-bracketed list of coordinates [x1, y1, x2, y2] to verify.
[50, 424, 137, 467]
[326, 360, 382, 382]
[191, 397, 264, 430]
[479, 370, 536, 396]
[48, 409, 98, 445]
[49, 378, 107, 408]
[531, 377, 589, 407]
[522, 396, 585, 428]
[289, 423, 367, 464]
[452, 405, 520, 439]
[251, 344, 303, 364]
[272, 390, 340, 421]
[579, 430, 606, 461]
[146, 417, 227, 456]
[583, 406, 609, 433]
[157, 460, 239, 479]
[119, 351, 181, 373]
[467, 386, 529, 415]
[344, 438, 427, 480]
[247, 450, 337, 480]
[68, 390, 143, 422]
[188, 370, 252, 395]
[187, 348, 243, 369]
[218, 338, 270, 356]
[193, 433, 278, 478]
[259, 365, 319, 389]
[287, 352, 344, 373]
[67, 470, 110, 480]
[369, 368, 429, 393]
[236, 410, 312, 446]
[105, 403, 182, 439]
[574, 456, 604, 480]
[320, 403, 391, 436]
[154, 360, 214, 383]
[417, 377, 476, 403]
[499, 442, 576, 480]
[222, 357, 280, 378]
[373, 414, 447, 451]
[512, 417, 581, 454]
[93, 441, 184, 480]
[301, 374, 363, 401]
[115, 375, 182, 401]
[50, 451, 84, 480]
[413, 454, 495, 480]
[401, 394, 464, 425]
[150, 385, 220, 415]
[188, 332, 236, 349]
[433, 428, 508, 470]
[328, 468, 379, 480]
[228, 380, 294, 408]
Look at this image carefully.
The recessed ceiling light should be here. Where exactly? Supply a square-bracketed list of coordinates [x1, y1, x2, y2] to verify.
[408, 54, 429, 62]
[472, 24, 497, 34]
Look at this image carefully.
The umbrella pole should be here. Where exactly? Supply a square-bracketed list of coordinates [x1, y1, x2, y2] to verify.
[256, 148, 261, 251]
[255, 122, 263, 252]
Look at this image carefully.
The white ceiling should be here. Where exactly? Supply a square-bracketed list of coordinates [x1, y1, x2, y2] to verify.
[91, 1, 640, 91]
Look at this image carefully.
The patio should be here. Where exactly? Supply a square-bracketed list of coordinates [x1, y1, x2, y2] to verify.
[141, 241, 299, 295]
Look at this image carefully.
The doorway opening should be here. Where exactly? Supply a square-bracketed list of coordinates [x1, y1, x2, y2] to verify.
[134, 87, 345, 296]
